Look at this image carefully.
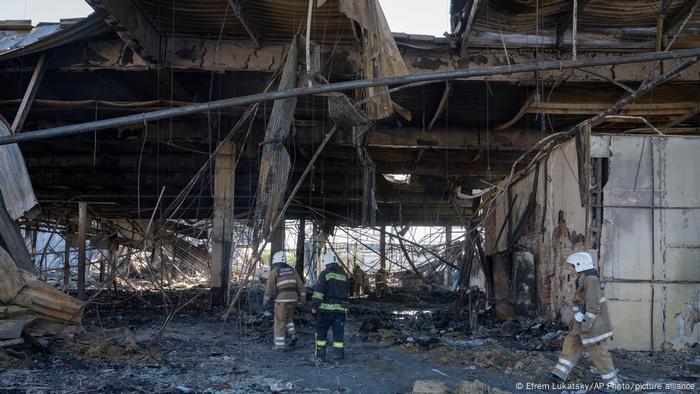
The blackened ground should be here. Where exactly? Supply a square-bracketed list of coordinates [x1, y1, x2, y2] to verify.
[0, 288, 697, 393]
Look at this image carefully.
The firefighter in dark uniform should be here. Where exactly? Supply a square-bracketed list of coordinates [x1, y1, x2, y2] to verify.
[310, 252, 348, 361]
[263, 251, 305, 350]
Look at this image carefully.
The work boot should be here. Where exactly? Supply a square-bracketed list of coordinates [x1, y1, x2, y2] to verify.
[288, 334, 298, 347]
[315, 346, 326, 361]
[333, 348, 344, 361]
[543, 371, 565, 384]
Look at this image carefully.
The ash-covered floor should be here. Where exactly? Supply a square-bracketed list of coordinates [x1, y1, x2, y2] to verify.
[1, 289, 697, 393]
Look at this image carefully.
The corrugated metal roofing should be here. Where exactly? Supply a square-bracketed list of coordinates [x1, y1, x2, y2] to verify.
[451, 0, 700, 33]
[0, 14, 110, 61]
[135, 0, 359, 44]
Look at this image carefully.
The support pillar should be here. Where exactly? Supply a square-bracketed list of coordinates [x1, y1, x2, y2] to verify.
[445, 225, 453, 287]
[271, 220, 285, 264]
[210, 143, 235, 306]
[295, 219, 305, 279]
[379, 226, 386, 271]
[63, 224, 71, 291]
[77, 201, 88, 300]
[30, 224, 37, 274]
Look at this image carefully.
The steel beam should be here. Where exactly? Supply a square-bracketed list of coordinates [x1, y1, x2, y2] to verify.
[2, 48, 700, 146]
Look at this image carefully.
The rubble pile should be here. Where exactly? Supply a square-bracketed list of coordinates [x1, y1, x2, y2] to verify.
[411, 379, 511, 394]
[425, 344, 555, 377]
[352, 289, 566, 353]
[0, 246, 84, 356]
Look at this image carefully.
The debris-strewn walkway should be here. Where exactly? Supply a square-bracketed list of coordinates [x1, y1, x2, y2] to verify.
[1, 289, 697, 393]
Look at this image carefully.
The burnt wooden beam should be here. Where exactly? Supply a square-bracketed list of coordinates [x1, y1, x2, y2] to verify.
[22, 37, 700, 83]
[11, 53, 47, 134]
[229, 0, 261, 48]
[85, 0, 161, 62]
[459, 0, 481, 56]
[495, 91, 536, 132]
[427, 81, 452, 130]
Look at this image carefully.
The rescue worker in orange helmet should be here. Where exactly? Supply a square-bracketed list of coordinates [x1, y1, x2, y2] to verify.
[544, 252, 620, 389]
[263, 251, 305, 350]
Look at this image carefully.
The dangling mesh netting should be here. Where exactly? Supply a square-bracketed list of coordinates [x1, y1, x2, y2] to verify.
[252, 37, 299, 241]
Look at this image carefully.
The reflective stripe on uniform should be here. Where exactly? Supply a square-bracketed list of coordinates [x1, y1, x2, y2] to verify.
[581, 331, 613, 345]
[312, 291, 324, 300]
[277, 279, 297, 286]
[274, 336, 285, 345]
[600, 297, 607, 303]
[601, 370, 618, 380]
[585, 312, 597, 319]
[555, 364, 569, 374]
[286, 323, 295, 327]
[325, 272, 346, 282]
[333, 342, 344, 349]
[558, 358, 573, 368]
[275, 299, 297, 303]
[572, 306, 579, 312]
[320, 303, 346, 311]
[316, 339, 327, 347]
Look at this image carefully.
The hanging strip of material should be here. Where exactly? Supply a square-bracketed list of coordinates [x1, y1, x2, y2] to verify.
[253, 37, 299, 240]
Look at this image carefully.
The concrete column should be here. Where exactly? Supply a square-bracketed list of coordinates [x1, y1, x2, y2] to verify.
[210, 143, 235, 306]
[445, 225, 453, 286]
[29, 224, 37, 274]
[99, 253, 106, 283]
[271, 220, 285, 264]
[295, 219, 305, 279]
[63, 223, 71, 291]
[77, 201, 89, 300]
[379, 226, 386, 270]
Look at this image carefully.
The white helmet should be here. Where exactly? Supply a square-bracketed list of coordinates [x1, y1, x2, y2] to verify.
[566, 252, 595, 273]
[322, 252, 338, 266]
[272, 251, 287, 265]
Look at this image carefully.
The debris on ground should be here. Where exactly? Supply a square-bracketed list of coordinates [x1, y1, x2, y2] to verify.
[457, 379, 511, 394]
[412, 379, 512, 394]
[0, 247, 84, 325]
[412, 379, 450, 394]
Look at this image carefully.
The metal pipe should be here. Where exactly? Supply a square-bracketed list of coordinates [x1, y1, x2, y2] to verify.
[3, 48, 700, 146]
